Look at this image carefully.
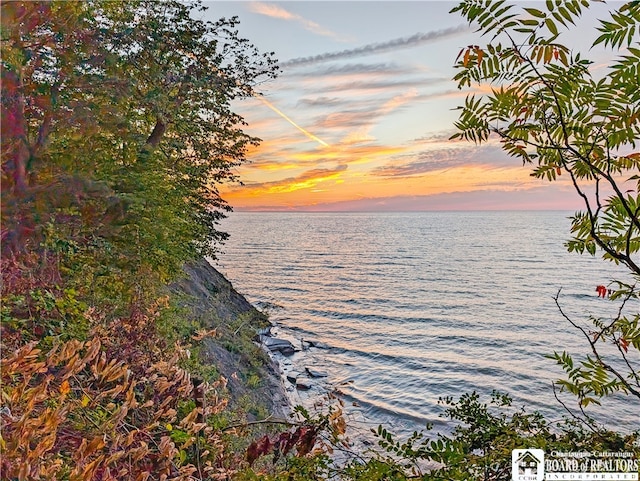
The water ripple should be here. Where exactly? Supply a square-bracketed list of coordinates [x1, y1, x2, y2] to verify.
[218, 211, 637, 435]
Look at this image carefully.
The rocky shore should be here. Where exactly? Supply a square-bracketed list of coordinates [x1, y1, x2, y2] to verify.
[173, 259, 384, 456]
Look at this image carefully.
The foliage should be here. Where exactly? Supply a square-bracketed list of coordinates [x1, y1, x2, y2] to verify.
[360, 392, 544, 480]
[1, 0, 278, 283]
[0, 322, 229, 480]
[450, 0, 640, 417]
[0, 242, 324, 481]
[0, 1, 303, 480]
[339, 392, 639, 481]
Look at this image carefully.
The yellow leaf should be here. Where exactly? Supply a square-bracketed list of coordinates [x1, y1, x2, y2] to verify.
[125, 429, 137, 447]
[105, 451, 127, 465]
[192, 328, 217, 341]
[81, 394, 90, 407]
[136, 471, 151, 481]
[86, 436, 106, 455]
[179, 407, 199, 427]
[73, 455, 104, 481]
[34, 433, 57, 457]
[166, 423, 173, 431]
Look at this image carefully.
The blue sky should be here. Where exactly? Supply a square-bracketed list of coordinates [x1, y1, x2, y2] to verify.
[202, 1, 619, 211]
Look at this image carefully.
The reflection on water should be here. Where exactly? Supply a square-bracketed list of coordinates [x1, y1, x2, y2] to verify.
[218, 211, 638, 436]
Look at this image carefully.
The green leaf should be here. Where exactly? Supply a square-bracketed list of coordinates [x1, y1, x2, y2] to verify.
[545, 17, 559, 35]
[520, 18, 540, 26]
[524, 7, 546, 18]
[558, 6, 575, 24]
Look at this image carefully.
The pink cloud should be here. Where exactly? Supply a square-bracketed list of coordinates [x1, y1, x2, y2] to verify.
[249, 2, 348, 41]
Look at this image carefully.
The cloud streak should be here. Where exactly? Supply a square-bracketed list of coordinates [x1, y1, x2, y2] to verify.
[372, 144, 514, 178]
[372, 151, 463, 177]
[321, 78, 446, 93]
[287, 62, 410, 78]
[280, 24, 470, 68]
[249, 2, 347, 41]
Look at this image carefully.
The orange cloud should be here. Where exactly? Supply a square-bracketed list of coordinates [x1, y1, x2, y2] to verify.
[292, 143, 407, 162]
[249, 2, 296, 20]
[227, 165, 348, 196]
[222, 160, 545, 210]
[241, 135, 411, 177]
[380, 88, 420, 114]
[339, 89, 419, 143]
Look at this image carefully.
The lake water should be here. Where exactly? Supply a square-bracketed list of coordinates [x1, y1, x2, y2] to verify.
[216, 211, 638, 438]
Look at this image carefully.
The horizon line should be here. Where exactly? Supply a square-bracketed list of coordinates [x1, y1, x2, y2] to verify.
[229, 208, 579, 213]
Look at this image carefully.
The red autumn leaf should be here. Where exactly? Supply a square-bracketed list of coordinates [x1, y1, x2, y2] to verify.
[296, 427, 318, 457]
[272, 431, 294, 463]
[620, 338, 629, 353]
[246, 434, 272, 466]
[595, 285, 608, 298]
[280, 428, 300, 454]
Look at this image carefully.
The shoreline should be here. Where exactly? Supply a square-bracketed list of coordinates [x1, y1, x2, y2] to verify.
[255, 313, 385, 456]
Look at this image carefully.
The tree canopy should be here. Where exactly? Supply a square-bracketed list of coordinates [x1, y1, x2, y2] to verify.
[2, 0, 278, 285]
[1, 1, 284, 478]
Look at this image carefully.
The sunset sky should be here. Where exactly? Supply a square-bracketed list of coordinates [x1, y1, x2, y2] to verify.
[204, 1, 616, 211]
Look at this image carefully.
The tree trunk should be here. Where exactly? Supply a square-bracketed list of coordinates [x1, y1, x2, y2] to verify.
[145, 117, 166, 149]
[1, 70, 29, 194]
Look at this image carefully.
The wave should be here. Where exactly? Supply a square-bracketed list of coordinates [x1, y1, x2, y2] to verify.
[220, 211, 638, 435]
